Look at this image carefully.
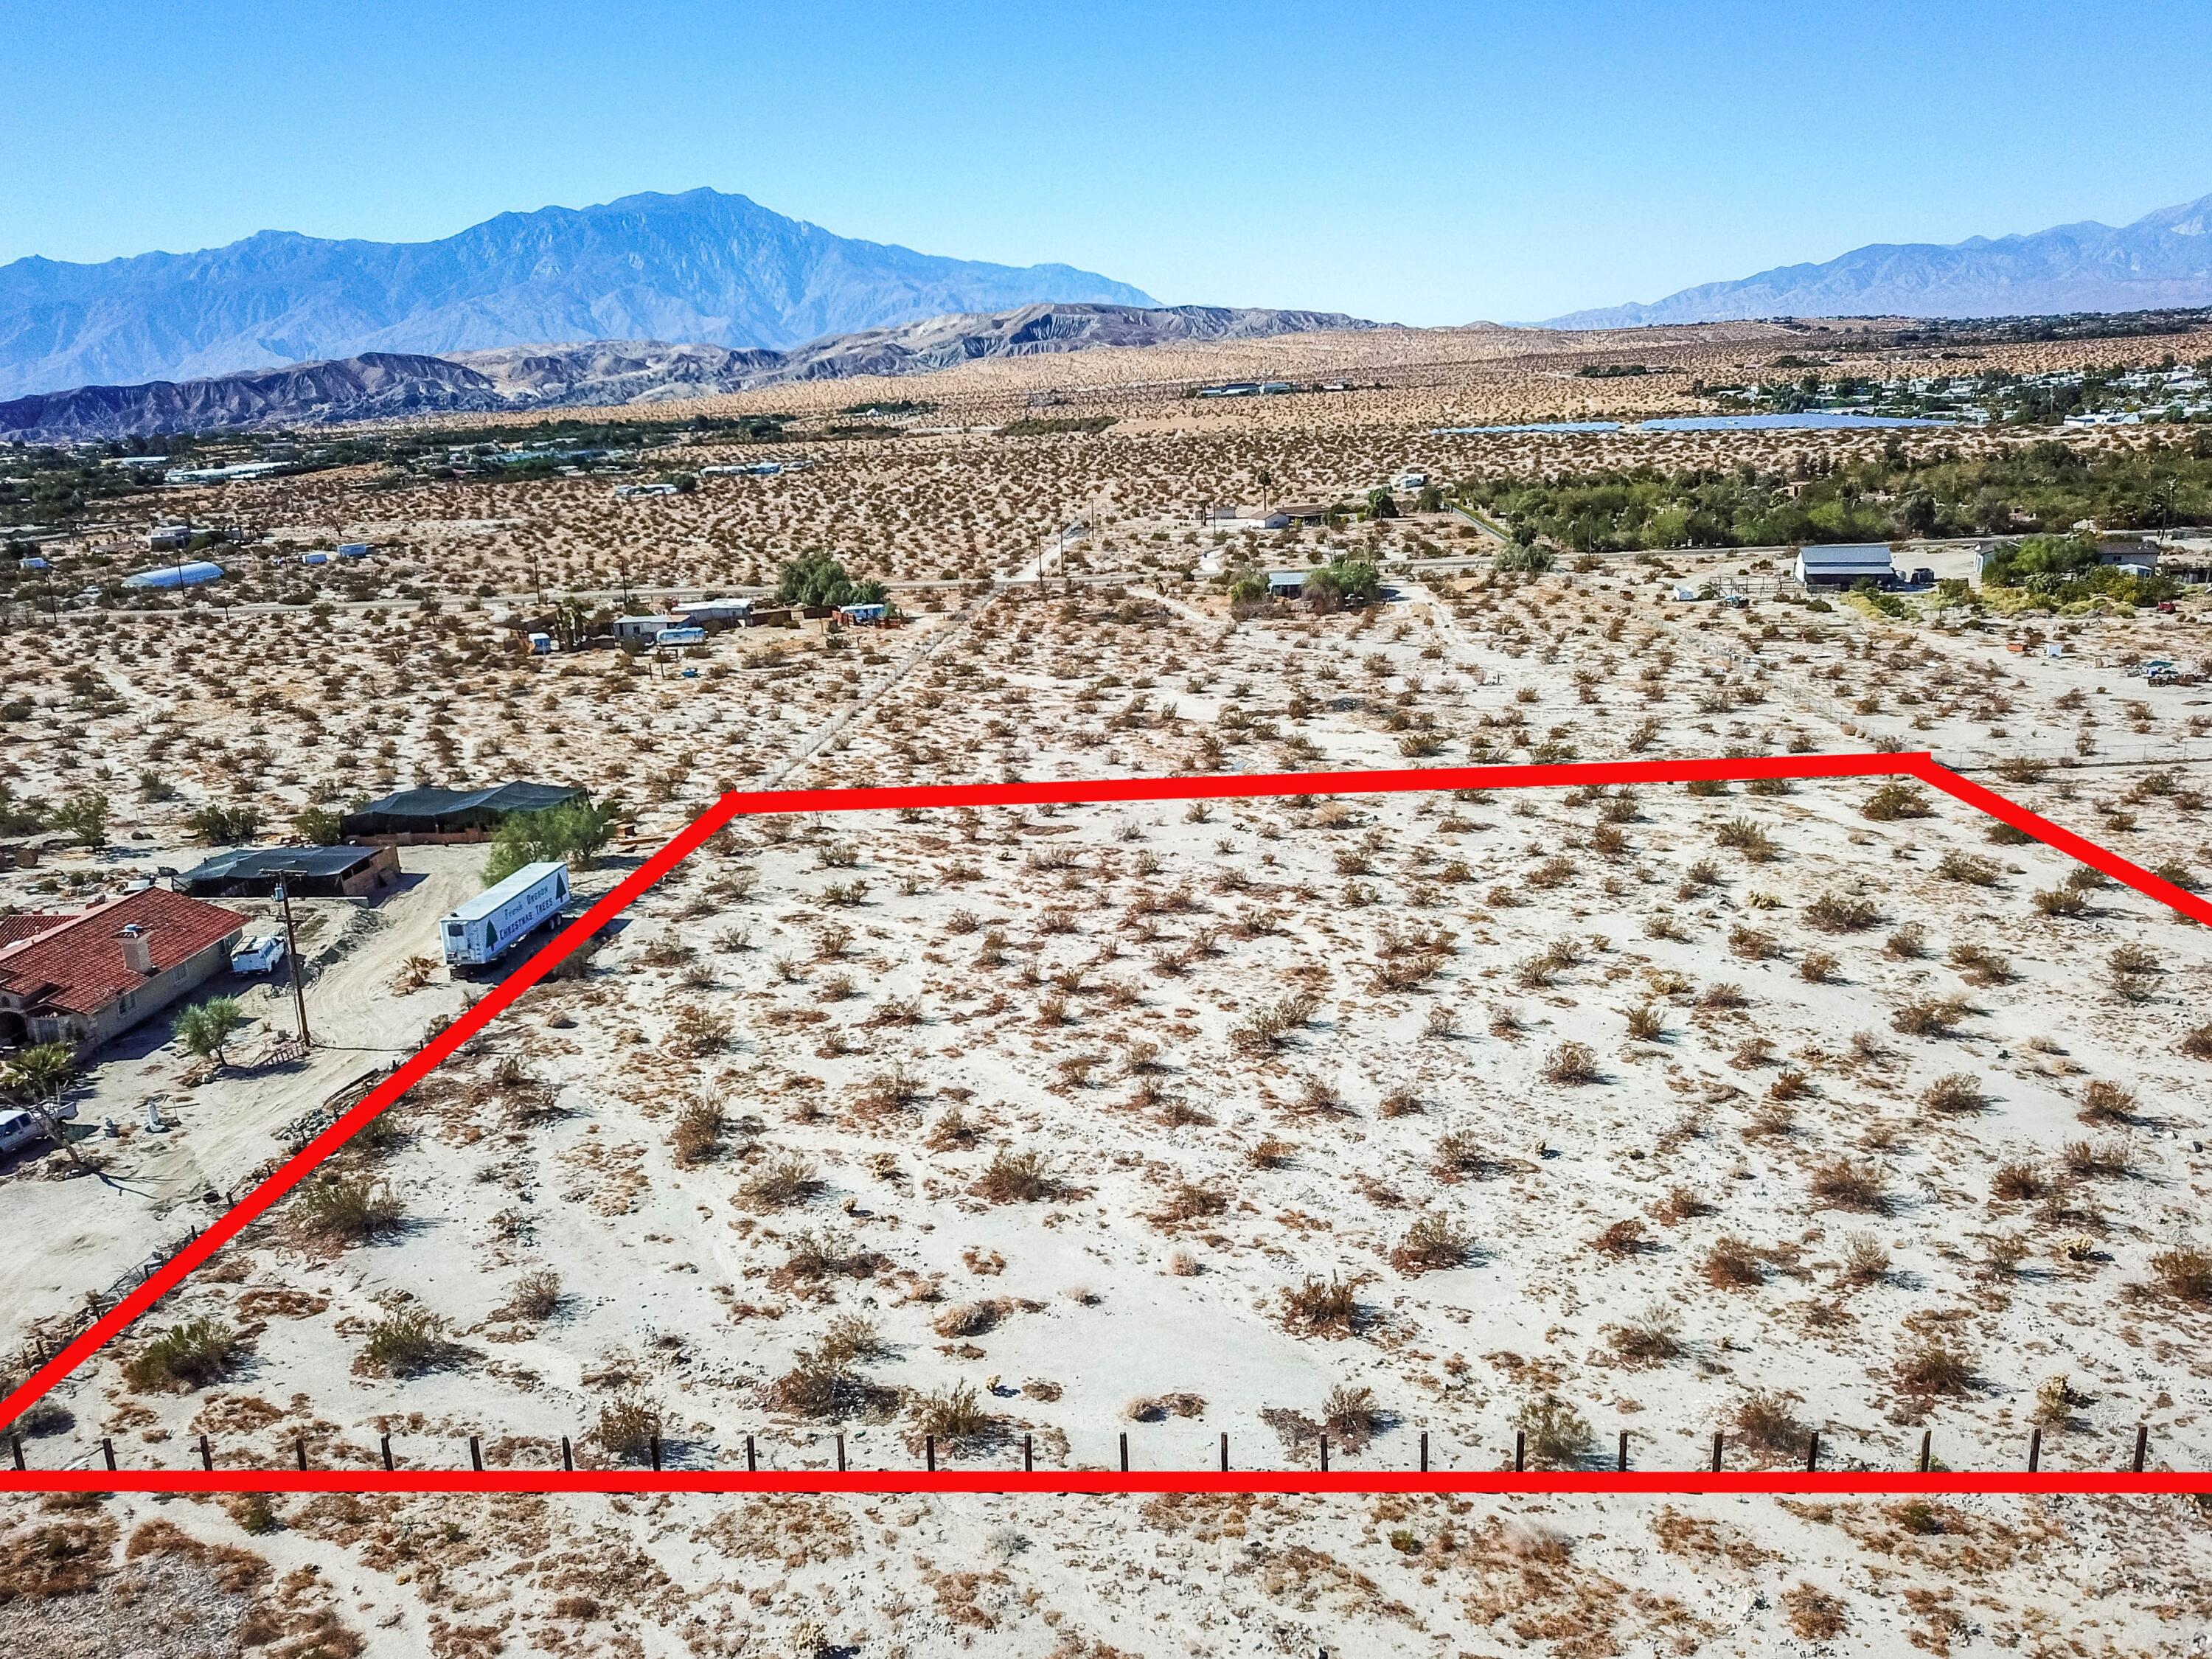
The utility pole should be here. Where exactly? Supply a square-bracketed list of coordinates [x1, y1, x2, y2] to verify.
[272, 878, 311, 1048]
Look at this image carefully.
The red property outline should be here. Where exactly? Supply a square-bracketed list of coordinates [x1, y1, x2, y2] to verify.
[4, 751, 2207, 1496]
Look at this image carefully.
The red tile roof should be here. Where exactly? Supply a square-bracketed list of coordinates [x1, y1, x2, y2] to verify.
[0, 888, 246, 1018]
[0, 912, 69, 950]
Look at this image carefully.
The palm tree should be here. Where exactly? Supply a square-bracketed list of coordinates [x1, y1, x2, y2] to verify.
[3, 1041, 90, 1172]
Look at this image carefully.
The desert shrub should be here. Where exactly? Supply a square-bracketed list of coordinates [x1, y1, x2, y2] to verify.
[2078, 1079, 2136, 1124]
[1703, 1235, 1764, 1289]
[1892, 995, 1967, 1037]
[1921, 1073, 1986, 1113]
[669, 1099, 726, 1166]
[1542, 1041, 1600, 1085]
[1935, 851, 2000, 886]
[1797, 949, 1839, 984]
[1280, 1276, 1359, 1337]
[973, 1149, 1057, 1203]
[1607, 1304, 1680, 1364]
[296, 1176, 403, 1242]
[1431, 1130, 1489, 1182]
[1714, 818, 1778, 861]
[360, 1308, 451, 1377]
[931, 1299, 1004, 1338]
[741, 1152, 820, 1209]
[1377, 1085, 1423, 1118]
[2032, 885, 2088, 918]
[1947, 943, 2014, 986]
[1805, 892, 1878, 932]
[1842, 1233, 1891, 1284]
[2150, 1245, 2212, 1304]
[502, 1270, 562, 1321]
[1783, 1583, 1848, 1641]
[908, 1381, 992, 1444]
[1321, 1384, 1383, 1450]
[1513, 1394, 1593, 1467]
[1591, 1218, 1646, 1256]
[1390, 1213, 1473, 1275]
[2184, 1023, 2212, 1061]
[1896, 1338, 1973, 1396]
[1991, 1161, 2044, 1201]
[591, 1394, 662, 1464]
[1229, 991, 1321, 1054]
[1624, 1004, 1666, 1042]
[123, 1318, 241, 1393]
[1809, 1158, 1887, 1213]
[1727, 925, 1776, 960]
[1733, 1391, 1806, 1457]
[1885, 923, 1928, 959]
[1861, 782, 1931, 821]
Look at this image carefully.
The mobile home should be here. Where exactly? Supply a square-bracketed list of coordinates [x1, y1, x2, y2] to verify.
[438, 860, 571, 967]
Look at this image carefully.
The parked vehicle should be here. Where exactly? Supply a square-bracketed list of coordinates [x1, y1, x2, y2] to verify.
[439, 860, 571, 967]
[0, 1103, 76, 1157]
[231, 933, 288, 974]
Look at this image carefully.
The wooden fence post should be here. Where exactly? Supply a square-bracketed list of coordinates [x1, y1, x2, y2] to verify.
[1709, 1431, 1723, 1473]
[648, 1436, 661, 1473]
[745, 1434, 757, 1473]
[101, 1437, 116, 1472]
[199, 1434, 213, 1472]
[468, 1436, 483, 1472]
[295, 1436, 307, 1472]
[1022, 1433, 1032, 1473]
[1119, 1432, 1129, 1473]
[380, 1433, 393, 1472]
[1419, 1431, 1430, 1474]
[2133, 1425, 2149, 1474]
[1615, 1430, 1628, 1472]
[925, 1435, 936, 1473]
[2027, 1427, 2041, 1473]
[835, 1433, 846, 1473]
[1318, 1435, 1329, 1474]
[560, 1436, 574, 1472]
[1805, 1430, 1820, 1472]
[1513, 1431, 1525, 1473]
[1219, 1432, 1229, 1473]
[9, 1433, 24, 1472]
[1917, 1430, 1931, 1473]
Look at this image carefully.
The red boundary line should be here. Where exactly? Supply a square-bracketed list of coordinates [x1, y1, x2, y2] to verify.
[3, 750, 2204, 1495]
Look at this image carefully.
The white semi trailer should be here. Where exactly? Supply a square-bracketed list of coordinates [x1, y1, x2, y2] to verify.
[439, 860, 571, 967]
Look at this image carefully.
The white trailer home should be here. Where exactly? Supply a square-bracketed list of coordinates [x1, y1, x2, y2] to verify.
[439, 860, 571, 967]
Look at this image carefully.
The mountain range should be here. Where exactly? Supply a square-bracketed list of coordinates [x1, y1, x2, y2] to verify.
[0, 188, 1156, 400]
[1546, 192, 2212, 327]
[0, 304, 1381, 439]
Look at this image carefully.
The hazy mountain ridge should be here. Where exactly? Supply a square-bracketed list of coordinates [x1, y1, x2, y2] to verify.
[1546, 191, 2212, 327]
[0, 304, 1381, 439]
[0, 189, 1157, 398]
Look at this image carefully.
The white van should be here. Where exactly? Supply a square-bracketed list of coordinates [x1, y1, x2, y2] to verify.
[439, 860, 571, 967]
[0, 1104, 74, 1158]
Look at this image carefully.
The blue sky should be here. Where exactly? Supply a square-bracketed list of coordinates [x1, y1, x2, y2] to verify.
[6, 0, 2208, 323]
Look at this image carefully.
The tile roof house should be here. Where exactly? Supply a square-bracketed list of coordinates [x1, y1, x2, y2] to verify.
[0, 887, 247, 1053]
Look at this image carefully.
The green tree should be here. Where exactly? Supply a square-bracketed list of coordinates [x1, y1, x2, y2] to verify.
[186, 804, 262, 845]
[175, 998, 244, 1068]
[293, 806, 344, 846]
[50, 791, 109, 849]
[1, 1042, 89, 1170]
[777, 555, 859, 608]
[484, 798, 624, 884]
[1225, 572, 1270, 605]
[1366, 488, 1399, 521]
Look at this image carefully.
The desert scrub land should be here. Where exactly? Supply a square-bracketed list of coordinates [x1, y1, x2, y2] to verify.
[7, 434, 2212, 1655]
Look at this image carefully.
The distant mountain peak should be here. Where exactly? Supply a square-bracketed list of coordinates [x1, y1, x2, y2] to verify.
[0, 187, 1157, 399]
[1545, 189, 2212, 327]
